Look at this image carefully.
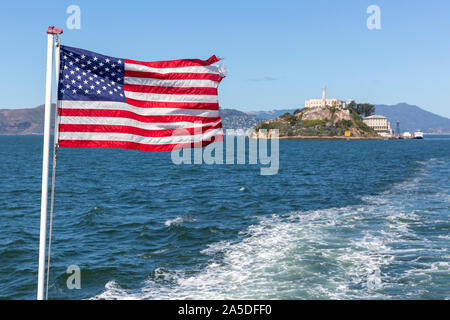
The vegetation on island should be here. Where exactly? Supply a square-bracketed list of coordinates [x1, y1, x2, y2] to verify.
[254, 102, 378, 137]
[350, 102, 375, 117]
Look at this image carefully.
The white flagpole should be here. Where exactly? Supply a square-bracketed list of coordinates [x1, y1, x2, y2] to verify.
[37, 26, 62, 301]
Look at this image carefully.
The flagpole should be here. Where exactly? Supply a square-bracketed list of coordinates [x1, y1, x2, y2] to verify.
[37, 26, 62, 301]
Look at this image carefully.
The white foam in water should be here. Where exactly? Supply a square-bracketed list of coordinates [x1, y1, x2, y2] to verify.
[94, 159, 449, 300]
[164, 215, 195, 227]
[164, 216, 185, 227]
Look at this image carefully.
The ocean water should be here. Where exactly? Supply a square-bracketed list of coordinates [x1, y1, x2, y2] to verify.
[0, 135, 449, 300]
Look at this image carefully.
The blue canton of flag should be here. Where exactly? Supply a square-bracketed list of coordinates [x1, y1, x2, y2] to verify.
[58, 46, 126, 102]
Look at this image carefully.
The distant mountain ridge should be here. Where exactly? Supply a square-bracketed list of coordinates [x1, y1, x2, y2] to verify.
[0, 103, 448, 134]
[0, 104, 56, 135]
[219, 108, 262, 130]
[246, 109, 298, 120]
[374, 103, 450, 133]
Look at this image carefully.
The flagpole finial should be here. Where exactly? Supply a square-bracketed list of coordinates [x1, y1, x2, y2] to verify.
[47, 26, 63, 34]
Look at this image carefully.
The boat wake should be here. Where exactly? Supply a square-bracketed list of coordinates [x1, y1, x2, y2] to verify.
[94, 158, 450, 300]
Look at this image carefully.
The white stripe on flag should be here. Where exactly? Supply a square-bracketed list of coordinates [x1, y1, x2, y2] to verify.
[59, 128, 222, 145]
[124, 91, 219, 103]
[60, 101, 219, 117]
[124, 77, 219, 88]
[59, 116, 221, 130]
[124, 63, 221, 75]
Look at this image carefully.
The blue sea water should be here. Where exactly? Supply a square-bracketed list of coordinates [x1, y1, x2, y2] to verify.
[0, 135, 449, 299]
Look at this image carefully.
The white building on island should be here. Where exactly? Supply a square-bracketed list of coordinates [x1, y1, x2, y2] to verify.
[363, 115, 394, 137]
[305, 87, 350, 109]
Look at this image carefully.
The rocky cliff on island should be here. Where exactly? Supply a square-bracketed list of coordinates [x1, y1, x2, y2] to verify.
[252, 103, 379, 138]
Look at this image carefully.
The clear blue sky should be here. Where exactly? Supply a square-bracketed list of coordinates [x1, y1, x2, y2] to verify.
[1, 0, 449, 117]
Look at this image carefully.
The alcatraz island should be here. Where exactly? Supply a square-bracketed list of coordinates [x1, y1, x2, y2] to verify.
[252, 87, 395, 140]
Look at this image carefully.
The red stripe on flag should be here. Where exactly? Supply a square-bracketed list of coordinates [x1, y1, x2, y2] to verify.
[59, 136, 223, 152]
[59, 108, 221, 123]
[123, 84, 218, 96]
[124, 70, 223, 82]
[124, 55, 220, 69]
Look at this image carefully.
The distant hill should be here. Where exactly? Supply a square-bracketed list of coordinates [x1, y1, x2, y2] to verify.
[246, 109, 297, 120]
[0, 104, 56, 135]
[219, 108, 262, 130]
[375, 103, 450, 133]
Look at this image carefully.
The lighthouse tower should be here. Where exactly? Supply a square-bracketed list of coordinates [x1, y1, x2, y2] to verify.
[322, 86, 327, 108]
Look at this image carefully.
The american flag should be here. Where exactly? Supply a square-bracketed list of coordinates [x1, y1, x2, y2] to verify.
[57, 45, 224, 151]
